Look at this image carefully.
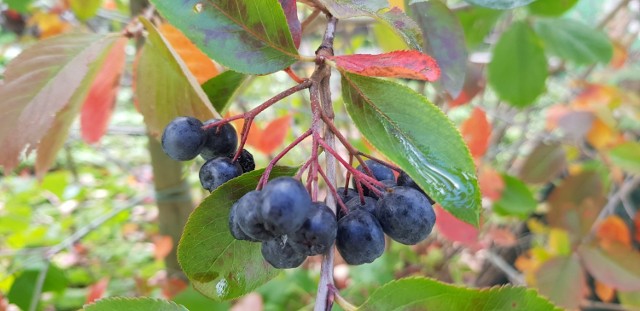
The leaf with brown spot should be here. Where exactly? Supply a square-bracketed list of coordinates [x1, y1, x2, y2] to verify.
[331, 51, 440, 81]
[0, 33, 122, 176]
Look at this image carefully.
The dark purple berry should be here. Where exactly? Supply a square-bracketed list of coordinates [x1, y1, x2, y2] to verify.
[260, 177, 313, 236]
[289, 203, 337, 256]
[352, 160, 395, 187]
[337, 195, 377, 219]
[367, 179, 397, 199]
[229, 201, 258, 242]
[237, 149, 255, 173]
[374, 186, 436, 245]
[199, 157, 242, 192]
[261, 237, 306, 269]
[336, 209, 385, 265]
[161, 116, 206, 161]
[236, 190, 274, 241]
[397, 171, 435, 204]
[336, 187, 358, 205]
[200, 119, 238, 160]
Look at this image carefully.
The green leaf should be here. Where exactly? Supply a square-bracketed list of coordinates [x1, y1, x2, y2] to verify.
[410, 0, 468, 97]
[0, 33, 122, 176]
[319, 0, 423, 51]
[150, 0, 298, 74]
[136, 18, 216, 137]
[173, 287, 230, 311]
[464, 0, 537, 9]
[488, 21, 547, 107]
[493, 174, 537, 219]
[456, 6, 503, 49]
[69, 0, 102, 21]
[534, 255, 586, 310]
[341, 72, 480, 226]
[579, 243, 640, 291]
[608, 142, 640, 174]
[177, 166, 299, 300]
[358, 277, 561, 310]
[201, 71, 249, 114]
[84, 297, 188, 311]
[8, 265, 68, 311]
[517, 142, 566, 184]
[535, 19, 613, 65]
[5, 0, 33, 13]
[528, 0, 578, 16]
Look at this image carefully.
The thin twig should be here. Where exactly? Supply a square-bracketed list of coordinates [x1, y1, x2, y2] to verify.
[484, 251, 525, 285]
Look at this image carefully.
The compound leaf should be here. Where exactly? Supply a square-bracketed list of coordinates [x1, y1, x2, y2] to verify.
[341, 72, 480, 226]
[177, 166, 299, 301]
[358, 277, 561, 310]
[151, 0, 298, 74]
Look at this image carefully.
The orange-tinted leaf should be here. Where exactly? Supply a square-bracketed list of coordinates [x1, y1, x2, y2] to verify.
[535, 255, 587, 310]
[517, 142, 566, 184]
[330, 51, 440, 81]
[160, 23, 219, 84]
[610, 40, 627, 69]
[28, 11, 71, 38]
[153, 235, 173, 261]
[80, 37, 128, 144]
[279, 0, 301, 48]
[460, 107, 491, 158]
[388, 0, 405, 10]
[635, 211, 640, 243]
[161, 277, 188, 299]
[448, 63, 485, 108]
[587, 117, 623, 150]
[244, 121, 265, 149]
[86, 278, 109, 304]
[434, 205, 481, 249]
[573, 83, 620, 109]
[595, 280, 616, 303]
[0, 34, 120, 176]
[597, 215, 632, 249]
[478, 166, 504, 201]
[252, 115, 291, 155]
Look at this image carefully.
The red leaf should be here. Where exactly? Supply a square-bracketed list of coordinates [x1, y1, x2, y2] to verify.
[80, 37, 127, 144]
[460, 107, 491, 158]
[479, 166, 504, 201]
[279, 0, 301, 48]
[448, 62, 485, 107]
[153, 235, 173, 261]
[330, 51, 440, 81]
[161, 277, 188, 299]
[253, 115, 291, 155]
[435, 205, 481, 249]
[86, 278, 109, 304]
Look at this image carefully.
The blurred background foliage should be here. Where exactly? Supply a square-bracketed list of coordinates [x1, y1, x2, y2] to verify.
[0, 0, 640, 310]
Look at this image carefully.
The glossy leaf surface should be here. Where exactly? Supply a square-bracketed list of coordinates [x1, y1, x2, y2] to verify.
[329, 51, 440, 81]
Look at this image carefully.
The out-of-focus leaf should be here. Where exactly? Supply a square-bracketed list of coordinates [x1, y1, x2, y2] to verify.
[159, 23, 219, 84]
[84, 297, 188, 311]
[535, 19, 613, 65]
[493, 174, 537, 219]
[177, 167, 298, 300]
[135, 18, 216, 137]
[150, 0, 298, 74]
[80, 37, 128, 144]
[279, 0, 301, 48]
[597, 215, 632, 248]
[547, 171, 605, 242]
[579, 243, 640, 291]
[0, 33, 120, 176]
[8, 265, 68, 311]
[586, 118, 623, 150]
[619, 290, 640, 309]
[434, 206, 481, 249]
[341, 72, 481, 226]
[595, 280, 616, 303]
[410, 0, 467, 97]
[27, 11, 72, 38]
[528, 0, 578, 16]
[456, 6, 502, 49]
[610, 40, 628, 69]
[6, 0, 33, 13]
[358, 277, 561, 310]
[448, 62, 485, 107]
[172, 286, 231, 311]
[153, 235, 174, 261]
[253, 115, 291, 155]
[478, 166, 504, 201]
[464, 0, 537, 9]
[201, 71, 249, 114]
[329, 51, 440, 81]
[317, 0, 388, 18]
[69, 0, 102, 21]
[488, 21, 547, 107]
[609, 142, 640, 174]
[517, 142, 566, 184]
[373, 22, 409, 52]
[460, 107, 491, 159]
[85, 278, 109, 304]
[635, 211, 640, 244]
[534, 255, 586, 310]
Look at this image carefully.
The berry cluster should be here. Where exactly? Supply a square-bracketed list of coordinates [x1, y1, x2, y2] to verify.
[335, 160, 436, 265]
[160, 116, 255, 192]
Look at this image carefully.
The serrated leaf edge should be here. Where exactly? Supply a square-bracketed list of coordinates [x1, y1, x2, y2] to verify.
[82, 297, 188, 310]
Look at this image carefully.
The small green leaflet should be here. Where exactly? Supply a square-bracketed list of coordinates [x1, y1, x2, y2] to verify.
[609, 142, 640, 174]
[488, 21, 547, 107]
[528, 0, 578, 16]
[341, 72, 480, 226]
[202, 71, 249, 114]
[358, 277, 562, 310]
[83, 297, 188, 311]
[150, 0, 298, 75]
[464, 0, 537, 10]
[493, 174, 537, 219]
[177, 166, 299, 300]
[535, 19, 613, 65]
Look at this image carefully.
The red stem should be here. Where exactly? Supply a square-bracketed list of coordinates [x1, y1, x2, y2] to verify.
[317, 165, 348, 215]
[257, 129, 313, 189]
[357, 152, 402, 172]
[284, 67, 305, 84]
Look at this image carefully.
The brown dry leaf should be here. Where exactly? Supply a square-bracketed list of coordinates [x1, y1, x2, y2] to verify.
[595, 280, 616, 302]
[160, 23, 219, 84]
[597, 215, 632, 249]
